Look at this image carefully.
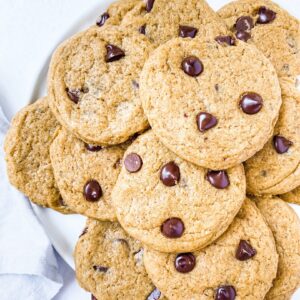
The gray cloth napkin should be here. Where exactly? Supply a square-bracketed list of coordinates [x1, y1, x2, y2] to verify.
[0, 107, 63, 300]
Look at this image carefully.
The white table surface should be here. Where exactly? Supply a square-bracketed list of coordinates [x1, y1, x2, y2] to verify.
[0, 1, 299, 299]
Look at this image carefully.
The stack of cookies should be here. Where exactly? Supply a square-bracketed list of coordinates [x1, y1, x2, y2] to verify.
[4, 0, 300, 299]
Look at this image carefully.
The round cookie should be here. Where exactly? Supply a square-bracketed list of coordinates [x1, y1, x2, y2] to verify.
[48, 25, 154, 145]
[255, 196, 300, 300]
[245, 79, 300, 195]
[140, 37, 281, 170]
[143, 199, 278, 300]
[74, 219, 165, 300]
[218, 0, 300, 79]
[281, 186, 300, 205]
[112, 131, 246, 253]
[93, 0, 141, 28]
[4, 98, 61, 208]
[120, 0, 229, 46]
[50, 129, 125, 220]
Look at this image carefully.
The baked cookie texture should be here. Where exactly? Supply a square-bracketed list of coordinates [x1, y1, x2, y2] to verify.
[50, 129, 126, 221]
[281, 186, 300, 205]
[4, 98, 61, 208]
[143, 199, 278, 300]
[48, 25, 154, 145]
[74, 219, 165, 300]
[245, 78, 300, 195]
[255, 196, 300, 300]
[120, 0, 229, 46]
[218, 0, 300, 79]
[140, 37, 281, 170]
[112, 131, 246, 253]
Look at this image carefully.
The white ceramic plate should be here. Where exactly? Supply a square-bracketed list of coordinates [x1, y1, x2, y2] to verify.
[32, 0, 300, 298]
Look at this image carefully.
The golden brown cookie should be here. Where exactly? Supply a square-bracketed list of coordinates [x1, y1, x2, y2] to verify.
[48, 25, 154, 145]
[255, 196, 300, 300]
[140, 37, 281, 169]
[143, 199, 278, 300]
[112, 131, 246, 253]
[281, 186, 300, 205]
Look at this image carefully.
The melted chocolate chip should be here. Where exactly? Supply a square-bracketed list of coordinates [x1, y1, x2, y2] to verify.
[215, 286, 236, 300]
[257, 6, 277, 24]
[132, 80, 140, 89]
[96, 12, 109, 27]
[179, 25, 198, 38]
[161, 218, 184, 238]
[147, 288, 161, 300]
[160, 162, 180, 186]
[236, 240, 257, 261]
[181, 56, 203, 77]
[106, 44, 125, 62]
[91, 295, 97, 300]
[273, 135, 293, 154]
[85, 144, 102, 152]
[124, 153, 143, 173]
[66, 88, 81, 103]
[79, 227, 88, 237]
[235, 16, 254, 32]
[93, 265, 109, 273]
[207, 170, 230, 189]
[239, 92, 263, 114]
[175, 253, 196, 273]
[83, 180, 103, 202]
[196, 112, 218, 132]
[215, 35, 235, 46]
[139, 24, 146, 34]
[235, 30, 251, 42]
[146, 0, 155, 12]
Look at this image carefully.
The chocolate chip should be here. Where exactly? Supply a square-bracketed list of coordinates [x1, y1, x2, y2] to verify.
[106, 44, 125, 62]
[139, 24, 146, 34]
[257, 6, 276, 24]
[207, 170, 230, 189]
[179, 25, 198, 38]
[215, 286, 236, 300]
[235, 16, 254, 32]
[239, 92, 263, 114]
[196, 112, 218, 132]
[147, 288, 161, 300]
[146, 0, 155, 12]
[273, 135, 293, 154]
[181, 56, 203, 77]
[132, 80, 139, 89]
[215, 84, 219, 91]
[215, 35, 235, 46]
[160, 162, 180, 186]
[79, 227, 88, 237]
[58, 196, 66, 207]
[93, 265, 109, 273]
[66, 88, 81, 104]
[236, 240, 257, 261]
[124, 153, 143, 173]
[175, 253, 196, 273]
[83, 180, 102, 202]
[161, 218, 184, 238]
[85, 144, 102, 152]
[96, 12, 109, 27]
[235, 30, 251, 42]
[91, 295, 97, 300]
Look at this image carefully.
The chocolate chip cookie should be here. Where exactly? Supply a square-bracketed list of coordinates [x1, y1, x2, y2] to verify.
[4, 98, 61, 208]
[218, 0, 300, 79]
[48, 25, 154, 145]
[245, 78, 300, 195]
[140, 37, 281, 169]
[112, 131, 246, 253]
[120, 0, 229, 46]
[281, 186, 300, 205]
[143, 199, 278, 300]
[74, 219, 165, 300]
[255, 196, 300, 300]
[50, 128, 126, 220]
